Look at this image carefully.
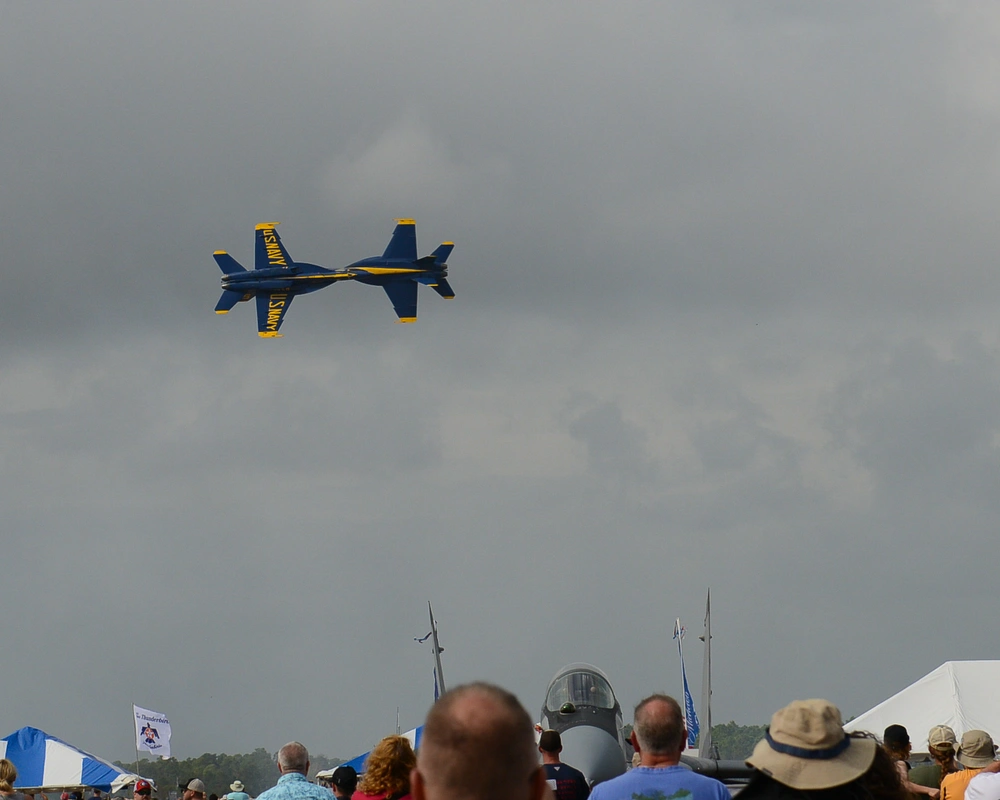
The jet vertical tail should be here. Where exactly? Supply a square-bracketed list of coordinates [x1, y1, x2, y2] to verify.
[214, 251, 247, 274]
[215, 289, 250, 314]
[431, 242, 453, 265]
[431, 278, 455, 299]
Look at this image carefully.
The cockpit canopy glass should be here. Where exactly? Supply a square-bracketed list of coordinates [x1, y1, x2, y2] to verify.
[546, 670, 616, 711]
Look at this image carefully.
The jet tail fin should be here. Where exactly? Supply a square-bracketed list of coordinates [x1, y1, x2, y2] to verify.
[431, 278, 455, 299]
[215, 289, 249, 314]
[214, 251, 247, 274]
[431, 242, 454, 265]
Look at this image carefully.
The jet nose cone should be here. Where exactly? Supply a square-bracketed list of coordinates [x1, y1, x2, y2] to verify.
[558, 726, 627, 787]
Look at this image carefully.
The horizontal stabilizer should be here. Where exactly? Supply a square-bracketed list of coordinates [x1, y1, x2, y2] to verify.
[215, 289, 247, 314]
[431, 278, 455, 299]
[214, 251, 247, 274]
[431, 242, 453, 264]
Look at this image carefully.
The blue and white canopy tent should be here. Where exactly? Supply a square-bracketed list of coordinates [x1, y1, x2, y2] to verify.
[0, 726, 145, 792]
[317, 726, 424, 776]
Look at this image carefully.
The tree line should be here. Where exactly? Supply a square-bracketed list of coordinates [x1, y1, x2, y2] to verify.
[114, 751, 342, 798]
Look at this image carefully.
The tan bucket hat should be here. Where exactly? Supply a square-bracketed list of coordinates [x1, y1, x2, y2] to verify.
[958, 730, 997, 769]
[747, 699, 877, 790]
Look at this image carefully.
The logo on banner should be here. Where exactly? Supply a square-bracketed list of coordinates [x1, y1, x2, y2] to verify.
[134, 704, 172, 758]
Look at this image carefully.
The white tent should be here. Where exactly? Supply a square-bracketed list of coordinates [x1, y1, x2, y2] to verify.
[844, 661, 1000, 751]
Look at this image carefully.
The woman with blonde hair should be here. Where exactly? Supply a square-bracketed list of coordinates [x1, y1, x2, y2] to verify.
[353, 736, 415, 800]
[0, 759, 18, 798]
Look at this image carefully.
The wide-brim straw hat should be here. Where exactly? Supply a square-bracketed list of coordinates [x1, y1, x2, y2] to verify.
[747, 699, 877, 790]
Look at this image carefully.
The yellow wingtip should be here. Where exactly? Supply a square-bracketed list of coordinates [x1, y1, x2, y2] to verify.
[397, 317, 417, 324]
[394, 218, 416, 225]
[214, 250, 228, 255]
[255, 222, 281, 230]
[258, 331, 284, 338]
[215, 310, 229, 315]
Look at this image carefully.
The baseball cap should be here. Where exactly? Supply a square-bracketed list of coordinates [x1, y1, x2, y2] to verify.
[330, 766, 357, 790]
[134, 780, 152, 796]
[186, 780, 207, 794]
[929, 726, 957, 749]
[883, 725, 910, 747]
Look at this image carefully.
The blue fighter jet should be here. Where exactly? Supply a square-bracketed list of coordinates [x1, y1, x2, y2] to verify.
[214, 219, 455, 337]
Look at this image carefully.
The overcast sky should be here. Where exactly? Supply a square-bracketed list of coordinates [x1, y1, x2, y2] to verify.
[3, 1, 1000, 766]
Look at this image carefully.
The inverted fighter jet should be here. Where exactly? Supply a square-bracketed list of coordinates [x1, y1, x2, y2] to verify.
[213, 219, 454, 337]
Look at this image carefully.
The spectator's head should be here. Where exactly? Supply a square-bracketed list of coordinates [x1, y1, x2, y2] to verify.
[229, 783, 244, 794]
[0, 760, 17, 794]
[957, 731, 996, 769]
[632, 694, 686, 760]
[330, 766, 358, 799]
[358, 735, 416, 799]
[928, 726, 958, 765]
[538, 730, 562, 755]
[883, 725, 911, 760]
[413, 682, 544, 800]
[277, 742, 310, 775]
[133, 779, 153, 799]
[184, 779, 207, 800]
[746, 699, 876, 790]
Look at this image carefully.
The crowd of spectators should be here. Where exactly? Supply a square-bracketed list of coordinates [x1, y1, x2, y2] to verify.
[4, 684, 999, 800]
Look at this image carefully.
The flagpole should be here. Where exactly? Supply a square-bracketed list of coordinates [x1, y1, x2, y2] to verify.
[133, 703, 140, 775]
[428, 602, 447, 696]
[698, 590, 713, 759]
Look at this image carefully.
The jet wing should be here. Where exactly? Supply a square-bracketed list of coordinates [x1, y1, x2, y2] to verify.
[255, 223, 293, 269]
[256, 292, 293, 337]
[382, 280, 418, 323]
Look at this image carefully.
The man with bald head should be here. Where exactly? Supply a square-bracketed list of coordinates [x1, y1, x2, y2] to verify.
[256, 742, 332, 800]
[411, 682, 547, 800]
[589, 694, 729, 800]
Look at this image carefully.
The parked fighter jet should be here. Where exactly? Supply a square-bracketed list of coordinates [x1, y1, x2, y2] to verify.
[213, 219, 454, 337]
[540, 662, 753, 788]
[540, 664, 629, 787]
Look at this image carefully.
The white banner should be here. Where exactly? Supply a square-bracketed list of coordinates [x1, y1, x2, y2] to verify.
[133, 705, 171, 758]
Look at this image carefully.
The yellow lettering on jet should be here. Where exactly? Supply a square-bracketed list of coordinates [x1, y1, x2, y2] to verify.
[266, 294, 287, 331]
[261, 229, 287, 266]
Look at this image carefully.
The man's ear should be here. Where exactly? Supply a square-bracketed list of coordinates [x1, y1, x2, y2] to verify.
[411, 768, 425, 800]
[630, 730, 640, 752]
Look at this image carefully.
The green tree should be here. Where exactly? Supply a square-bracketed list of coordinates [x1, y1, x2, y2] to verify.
[709, 721, 767, 760]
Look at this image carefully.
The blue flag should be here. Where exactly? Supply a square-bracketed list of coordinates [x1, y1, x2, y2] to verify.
[673, 620, 700, 748]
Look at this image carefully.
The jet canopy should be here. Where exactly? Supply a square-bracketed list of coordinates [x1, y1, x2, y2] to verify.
[545, 664, 618, 712]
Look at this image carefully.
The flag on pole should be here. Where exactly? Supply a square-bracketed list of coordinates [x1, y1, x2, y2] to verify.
[133, 705, 171, 758]
[672, 620, 700, 749]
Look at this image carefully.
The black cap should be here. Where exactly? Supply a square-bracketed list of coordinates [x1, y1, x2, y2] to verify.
[331, 766, 358, 791]
[884, 724, 910, 747]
